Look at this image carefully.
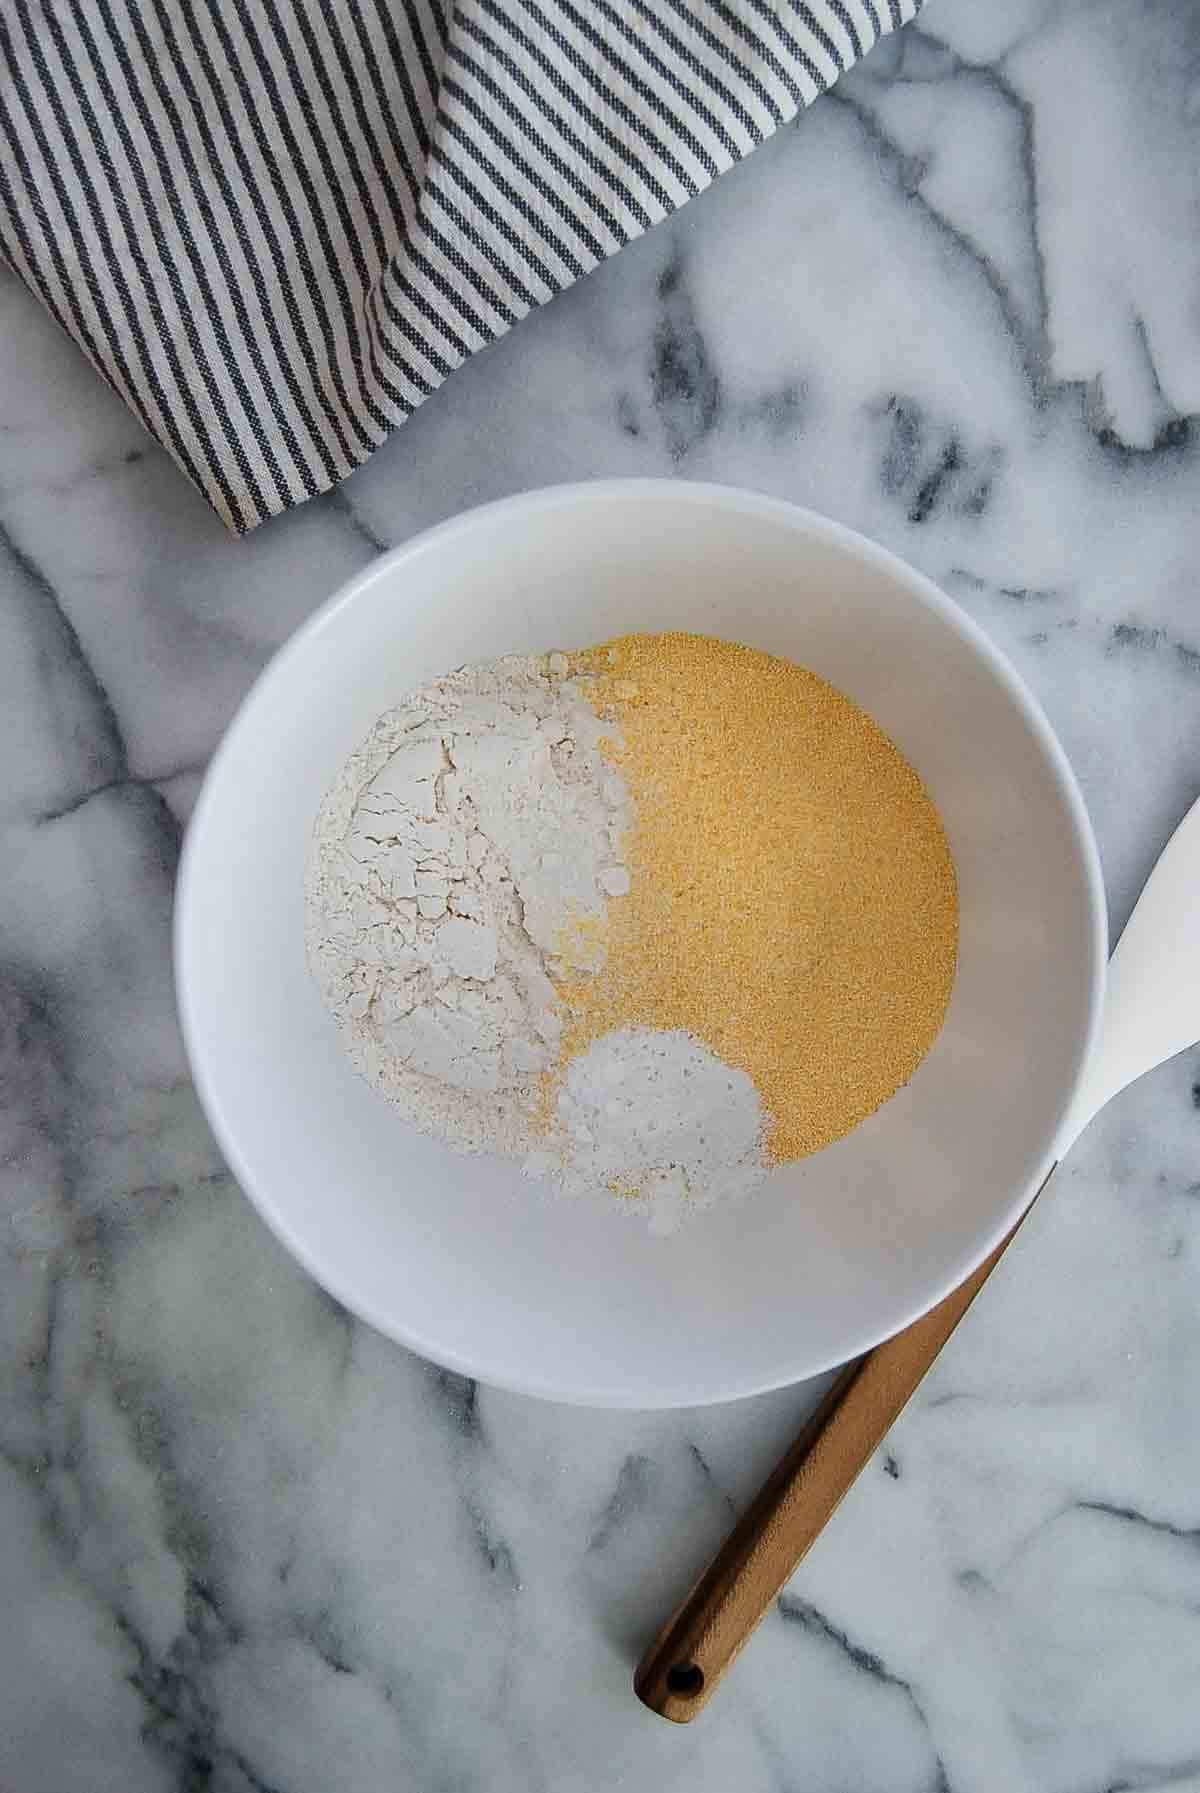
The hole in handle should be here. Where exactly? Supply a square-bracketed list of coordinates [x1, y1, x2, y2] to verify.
[665, 1663, 705, 1698]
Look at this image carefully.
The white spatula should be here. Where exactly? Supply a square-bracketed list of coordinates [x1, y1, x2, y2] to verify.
[636, 791, 1200, 1722]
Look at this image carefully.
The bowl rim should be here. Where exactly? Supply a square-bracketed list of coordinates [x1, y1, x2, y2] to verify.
[175, 478, 1108, 1407]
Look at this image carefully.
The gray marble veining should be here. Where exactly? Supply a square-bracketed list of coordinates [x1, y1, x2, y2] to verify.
[3, 2, 1200, 1788]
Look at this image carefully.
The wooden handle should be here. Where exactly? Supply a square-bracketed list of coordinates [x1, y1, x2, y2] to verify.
[634, 1204, 1039, 1722]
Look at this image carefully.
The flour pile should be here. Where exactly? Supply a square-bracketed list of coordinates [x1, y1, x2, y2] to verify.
[305, 653, 769, 1224]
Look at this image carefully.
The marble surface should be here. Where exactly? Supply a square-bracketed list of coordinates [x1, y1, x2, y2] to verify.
[3, 1, 1200, 1787]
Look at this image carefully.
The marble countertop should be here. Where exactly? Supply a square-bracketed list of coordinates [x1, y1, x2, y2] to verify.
[4, 1, 1200, 1788]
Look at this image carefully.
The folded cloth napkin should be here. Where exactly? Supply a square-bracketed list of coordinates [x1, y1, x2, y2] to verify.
[0, 0, 918, 530]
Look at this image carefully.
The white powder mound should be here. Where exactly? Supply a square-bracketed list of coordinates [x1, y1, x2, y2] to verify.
[530, 1027, 769, 1236]
[304, 654, 630, 1155]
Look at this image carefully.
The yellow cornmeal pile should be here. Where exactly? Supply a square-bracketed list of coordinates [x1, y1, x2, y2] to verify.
[554, 632, 958, 1162]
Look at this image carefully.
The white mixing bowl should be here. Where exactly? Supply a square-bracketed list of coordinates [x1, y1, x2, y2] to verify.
[176, 482, 1106, 1406]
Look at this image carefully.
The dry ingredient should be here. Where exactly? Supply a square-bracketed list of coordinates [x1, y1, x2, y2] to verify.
[305, 632, 959, 1228]
[304, 654, 630, 1157]
[565, 633, 959, 1160]
[527, 1027, 769, 1235]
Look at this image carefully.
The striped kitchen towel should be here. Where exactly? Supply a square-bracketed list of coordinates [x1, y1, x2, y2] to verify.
[0, 0, 919, 531]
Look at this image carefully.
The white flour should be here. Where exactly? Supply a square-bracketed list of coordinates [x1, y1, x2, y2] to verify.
[305, 654, 628, 1155]
[305, 653, 768, 1225]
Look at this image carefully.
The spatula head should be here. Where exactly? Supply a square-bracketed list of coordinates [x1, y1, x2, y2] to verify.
[1058, 791, 1200, 1154]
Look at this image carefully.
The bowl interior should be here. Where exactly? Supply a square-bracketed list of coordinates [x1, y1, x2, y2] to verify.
[178, 484, 1103, 1405]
